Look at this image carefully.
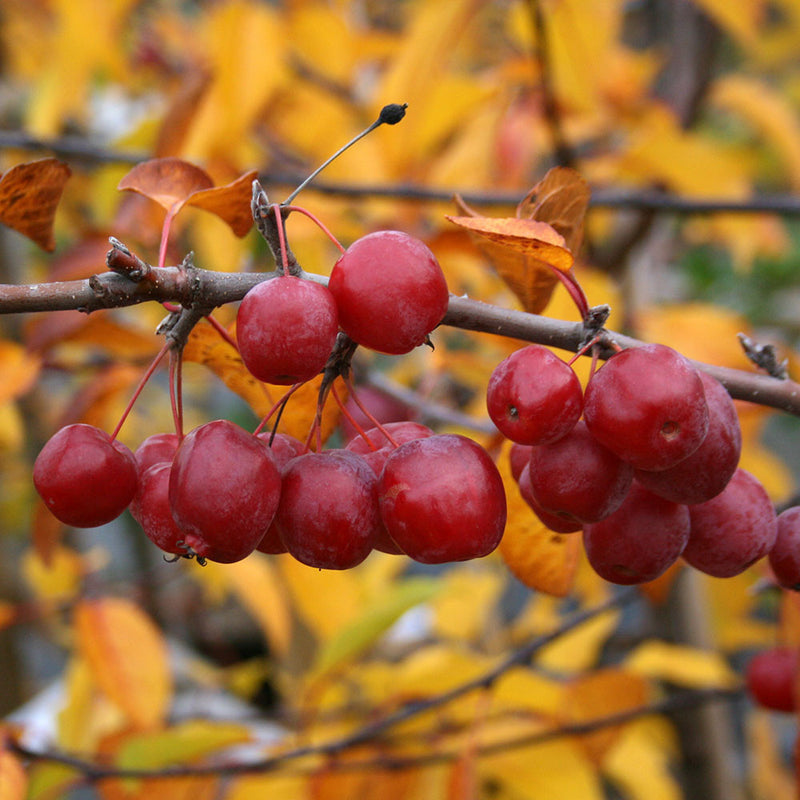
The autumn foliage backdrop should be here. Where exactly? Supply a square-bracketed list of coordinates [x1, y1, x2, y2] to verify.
[1, 1, 800, 798]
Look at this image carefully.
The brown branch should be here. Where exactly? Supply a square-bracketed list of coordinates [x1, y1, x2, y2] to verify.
[2, 254, 800, 416]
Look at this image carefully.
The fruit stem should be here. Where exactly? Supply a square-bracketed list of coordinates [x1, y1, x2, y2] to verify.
[330, 383, 376, 449]
[158, 210, 177, 269]
[252, 383, 303, 438]
[281, 103, 408, 206]
[549, 266, 590, 319]
[203, 313, 239, 351]
[282, 205, 346, 254]
[343, 376, 401, 449]
[109, 340, 171, 441]
[273, 204, 290, 274]
[169, 348, 184, 438]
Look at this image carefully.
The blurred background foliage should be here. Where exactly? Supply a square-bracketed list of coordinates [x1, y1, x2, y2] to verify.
[0, 1, 800, 798]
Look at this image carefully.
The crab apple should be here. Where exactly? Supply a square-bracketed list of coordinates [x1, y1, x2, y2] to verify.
[131, 462, 185, 556]
[746, 647, 798, 712]
[346, 421, 434, 455]
[236, 275, 338, 385]
[329, 230, 449, 355]
[509, 443, 533, 483]
[169, 420, 281, 563]
[134, 432, 181, 475]
[527, 420, 634, 524]
[583, 482, 690, 585]
[253, 432, 306, 555]
[486, 345, 583, 445]
[518, 464, 582, 533]
[635, 371, 741, 505]
[276, 450, 380, 569]
[768, 506, 800, 590]
[33, 423, 138, 528]
[584, 344, 709, 471]
[378, 434, 507, 563]
[682, 468, 777, 578]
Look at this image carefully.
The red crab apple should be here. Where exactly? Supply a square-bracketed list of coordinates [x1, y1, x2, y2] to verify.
[329, 230, 449, 355]
[236, 275, 338, 385]
[378, 434, 506, 563]
[33, 423, 137, 528]
[583, 344, 709, 471]
[169, 420, 281, 563]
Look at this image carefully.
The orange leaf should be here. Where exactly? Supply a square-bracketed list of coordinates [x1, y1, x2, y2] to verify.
[560, 668, 650, 764]
[74, 597, 172, 730]
[447, 216, 572, 315]
[31, 498, 65, 565]
[118, 158, 213, 213]
[450, 167, 589, 313]
[186, 169, 257, 237]
[517, 167, 591, 255]
[497, 442, 580, 597]
[0, 340, 41, 405]
[0, 159, 71, 251]
[446, 216, 573, 268]
[0, 747, 27, 800]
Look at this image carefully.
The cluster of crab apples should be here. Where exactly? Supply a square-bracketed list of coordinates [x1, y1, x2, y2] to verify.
[32, 232, 507, 568]
[491, 341, 800, 588]
[32, 229, 800, 586]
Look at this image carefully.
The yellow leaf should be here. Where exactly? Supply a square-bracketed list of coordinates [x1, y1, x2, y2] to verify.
[691, 0, 765, 49]
[57, 656, 124, 753]
[497, 442, 580, 597]
[492, 666, 565, 718]
[181, 1, 288, 163]
[480, 736, 604, 800]
[0, 748, 28, 800]
[603, 718, 683, 800]
[747, 714, 797, 800]
[276, 553, 366, 640]
[25, 763, 82, 800]
[74, 598, 172, 730]
[224, 774, 308, 800]
[22, 545, 84, 603]
[625, 641, 740, 689]
[713, 75, 800, 189]
[431, 565, 504, 641]
[205, 554, 292, 659]
[312, 577, 440, 677]
[183, 320, 341, 444]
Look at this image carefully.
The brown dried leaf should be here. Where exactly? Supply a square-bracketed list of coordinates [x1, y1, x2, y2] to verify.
[0, 159, 71, 251]
[118, 157, 213, 213]
[186, 169, 258, 237]
[446, 216, 573, 314]
[451, 167, 589, 314]
[517, 167, 591, 255]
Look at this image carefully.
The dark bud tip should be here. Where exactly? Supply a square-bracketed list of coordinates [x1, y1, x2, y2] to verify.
[379, 103, 408, 125]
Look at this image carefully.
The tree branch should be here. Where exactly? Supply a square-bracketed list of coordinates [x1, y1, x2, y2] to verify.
[3, 258, 799, 416]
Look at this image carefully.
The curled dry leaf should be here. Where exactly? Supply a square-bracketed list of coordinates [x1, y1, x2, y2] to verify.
[449, 166, 590, 314]
[0, 158, 71, 252]
[118, 158, 256, 236]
